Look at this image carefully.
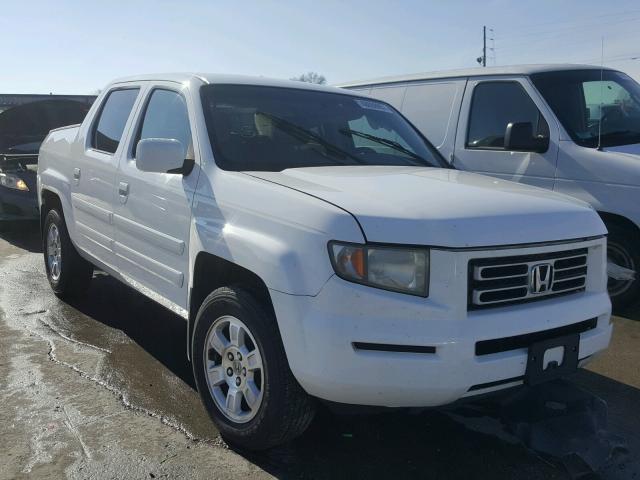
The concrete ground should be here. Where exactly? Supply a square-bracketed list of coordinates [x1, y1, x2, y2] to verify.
[1, 222, 639, 479]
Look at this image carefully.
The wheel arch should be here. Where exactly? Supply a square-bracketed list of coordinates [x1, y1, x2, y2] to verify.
[187, 251, 276, 361]
[597, 211, 640, 241]
[40, 188, 64, 229]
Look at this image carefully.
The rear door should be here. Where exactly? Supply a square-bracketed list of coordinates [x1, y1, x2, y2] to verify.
[113, 83, 198, 309]
[453, 77, 559, 189]
[71, 87, 141, 268]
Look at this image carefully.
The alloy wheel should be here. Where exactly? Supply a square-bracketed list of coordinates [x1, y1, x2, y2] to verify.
[203, 315, 264, 423]
[46, 223, 62, 282]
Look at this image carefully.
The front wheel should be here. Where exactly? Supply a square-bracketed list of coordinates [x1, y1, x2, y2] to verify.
[43, 208, 93, 298]
[192, 287, 315, 450]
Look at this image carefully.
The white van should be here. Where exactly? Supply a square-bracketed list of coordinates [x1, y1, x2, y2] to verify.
[339, 65, 640, 311]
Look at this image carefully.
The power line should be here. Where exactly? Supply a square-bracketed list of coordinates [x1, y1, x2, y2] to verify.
[491, 18, 640, 59]
[497, 8, 640, 38]
[496, 15, 640, 41]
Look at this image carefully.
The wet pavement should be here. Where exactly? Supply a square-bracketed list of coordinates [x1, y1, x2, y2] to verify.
[1, 222, 639, 479]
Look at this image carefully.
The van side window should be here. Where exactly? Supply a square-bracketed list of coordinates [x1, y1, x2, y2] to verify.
[403, 82, 461, 148]
[467, 82, 549, 150]
[92, 89, 140, 154]
[135, 89, 192, 157]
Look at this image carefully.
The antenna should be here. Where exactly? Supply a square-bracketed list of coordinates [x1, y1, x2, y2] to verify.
[596, 36, 604, 151]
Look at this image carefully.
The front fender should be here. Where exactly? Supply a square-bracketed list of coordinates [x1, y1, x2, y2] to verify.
[188, 171, 364, 296]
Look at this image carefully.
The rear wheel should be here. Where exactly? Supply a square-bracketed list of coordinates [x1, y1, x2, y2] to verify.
[606, 223, 639, 312]
[43, 208, 93, 298]
[192, 287, 315, 450]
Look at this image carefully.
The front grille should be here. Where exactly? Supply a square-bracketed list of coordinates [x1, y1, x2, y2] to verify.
[468, 248, 588, 310]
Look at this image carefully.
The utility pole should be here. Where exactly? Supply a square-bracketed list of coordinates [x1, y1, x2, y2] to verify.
[477, 26, 488, 67]
[482, 25, 487, 67]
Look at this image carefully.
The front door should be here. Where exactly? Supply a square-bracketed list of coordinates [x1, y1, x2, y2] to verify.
[453, 77, 559, 189]
[113, 84, 198, 310]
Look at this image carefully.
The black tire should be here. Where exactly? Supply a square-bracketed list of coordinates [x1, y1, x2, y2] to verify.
[192, 287, 315, 450]
[606, 223, 640, 313]
[42, 208, 93, 298]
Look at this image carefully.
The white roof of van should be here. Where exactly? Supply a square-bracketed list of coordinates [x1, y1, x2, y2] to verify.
[337, 64, 619, 88]
[110, 73, 364, 96]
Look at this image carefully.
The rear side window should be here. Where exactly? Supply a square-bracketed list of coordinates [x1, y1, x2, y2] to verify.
[92, 89, 139, 154]
[466, 82, 548, 150]
[135, 89, 191, 157]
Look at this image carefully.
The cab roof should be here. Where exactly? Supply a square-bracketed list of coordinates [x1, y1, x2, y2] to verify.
[110, 73, 366, 97]
[337, 64, 620, 88]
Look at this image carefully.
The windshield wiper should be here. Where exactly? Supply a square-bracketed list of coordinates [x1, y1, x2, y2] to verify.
[339, 128, 430, 166]
[256, 112, 367, 166]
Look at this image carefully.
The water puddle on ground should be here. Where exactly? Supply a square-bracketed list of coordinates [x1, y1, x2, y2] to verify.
[0, 253, 220, 444]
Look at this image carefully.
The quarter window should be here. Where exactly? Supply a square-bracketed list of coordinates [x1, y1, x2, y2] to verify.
[92, 89, 139, 154]
[467, 82, 549, 150]
[136, 89, 191, 157]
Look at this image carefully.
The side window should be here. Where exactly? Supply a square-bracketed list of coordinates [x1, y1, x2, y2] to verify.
[92, 89, 139, 154]
[135, 89, 192, 157]
[467, 82, 549, 150]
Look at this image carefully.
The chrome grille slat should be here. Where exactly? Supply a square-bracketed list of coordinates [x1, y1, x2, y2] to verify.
[554, 255, 588, 270]
[468, 247, 588, 310]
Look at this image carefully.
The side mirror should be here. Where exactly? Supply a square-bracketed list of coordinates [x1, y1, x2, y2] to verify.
[504, 122, 549, 153]
[136, 138, 189, 174]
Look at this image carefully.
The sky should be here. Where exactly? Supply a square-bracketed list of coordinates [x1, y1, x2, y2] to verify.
[1, 0, 640, 94]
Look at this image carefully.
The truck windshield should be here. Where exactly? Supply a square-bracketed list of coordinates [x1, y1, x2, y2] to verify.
[531, 69, 640, 148]
[200, 84, 446, 171]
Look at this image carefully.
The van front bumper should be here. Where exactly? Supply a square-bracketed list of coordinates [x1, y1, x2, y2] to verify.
[270, 273, 612, 408]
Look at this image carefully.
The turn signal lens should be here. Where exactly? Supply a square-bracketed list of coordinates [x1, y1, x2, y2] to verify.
[16, 179, 29, 191]
[331, 243, 366, 281]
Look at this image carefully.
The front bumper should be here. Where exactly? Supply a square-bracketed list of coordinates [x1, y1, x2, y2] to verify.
[270, 238, 612, 407]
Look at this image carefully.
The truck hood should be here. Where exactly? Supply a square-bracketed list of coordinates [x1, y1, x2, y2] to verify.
[247, 166, 606, 248]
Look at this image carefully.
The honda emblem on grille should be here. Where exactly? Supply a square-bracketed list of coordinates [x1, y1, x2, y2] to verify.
[530, 263, 553, 294]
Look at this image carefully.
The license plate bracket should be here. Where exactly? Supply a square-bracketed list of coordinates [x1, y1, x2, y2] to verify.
[525, 333, 580, 386]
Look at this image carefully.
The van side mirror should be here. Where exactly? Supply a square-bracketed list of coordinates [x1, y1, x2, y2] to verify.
[136, 138, 191, 174]
[504, 122, 549, 153]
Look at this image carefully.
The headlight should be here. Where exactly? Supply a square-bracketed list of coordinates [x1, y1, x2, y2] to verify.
[329, 241, 429, 296]
[0, 172, 29, 191]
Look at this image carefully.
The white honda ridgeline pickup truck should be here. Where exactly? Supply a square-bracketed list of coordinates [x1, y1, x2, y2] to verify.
[38, 74, 612, 449]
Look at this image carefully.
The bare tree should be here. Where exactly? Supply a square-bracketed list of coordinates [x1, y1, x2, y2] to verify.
[290, 72, 327, 85]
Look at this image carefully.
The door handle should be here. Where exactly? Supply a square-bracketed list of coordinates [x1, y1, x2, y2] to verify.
[118, 182, 129, 197]
[73, 168, 81, 184]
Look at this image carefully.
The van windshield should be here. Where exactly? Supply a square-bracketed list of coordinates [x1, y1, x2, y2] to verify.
[200, 84, 446, 171]
[531, 69, 640, 148]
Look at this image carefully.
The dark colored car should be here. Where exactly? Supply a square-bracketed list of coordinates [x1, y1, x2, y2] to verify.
[0, 96, 95, 221]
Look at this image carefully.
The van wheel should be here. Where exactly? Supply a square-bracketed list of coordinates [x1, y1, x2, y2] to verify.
[43, 208, 93, 298]
[607, 224, 640, 313]
[192, 287, 315, 450]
